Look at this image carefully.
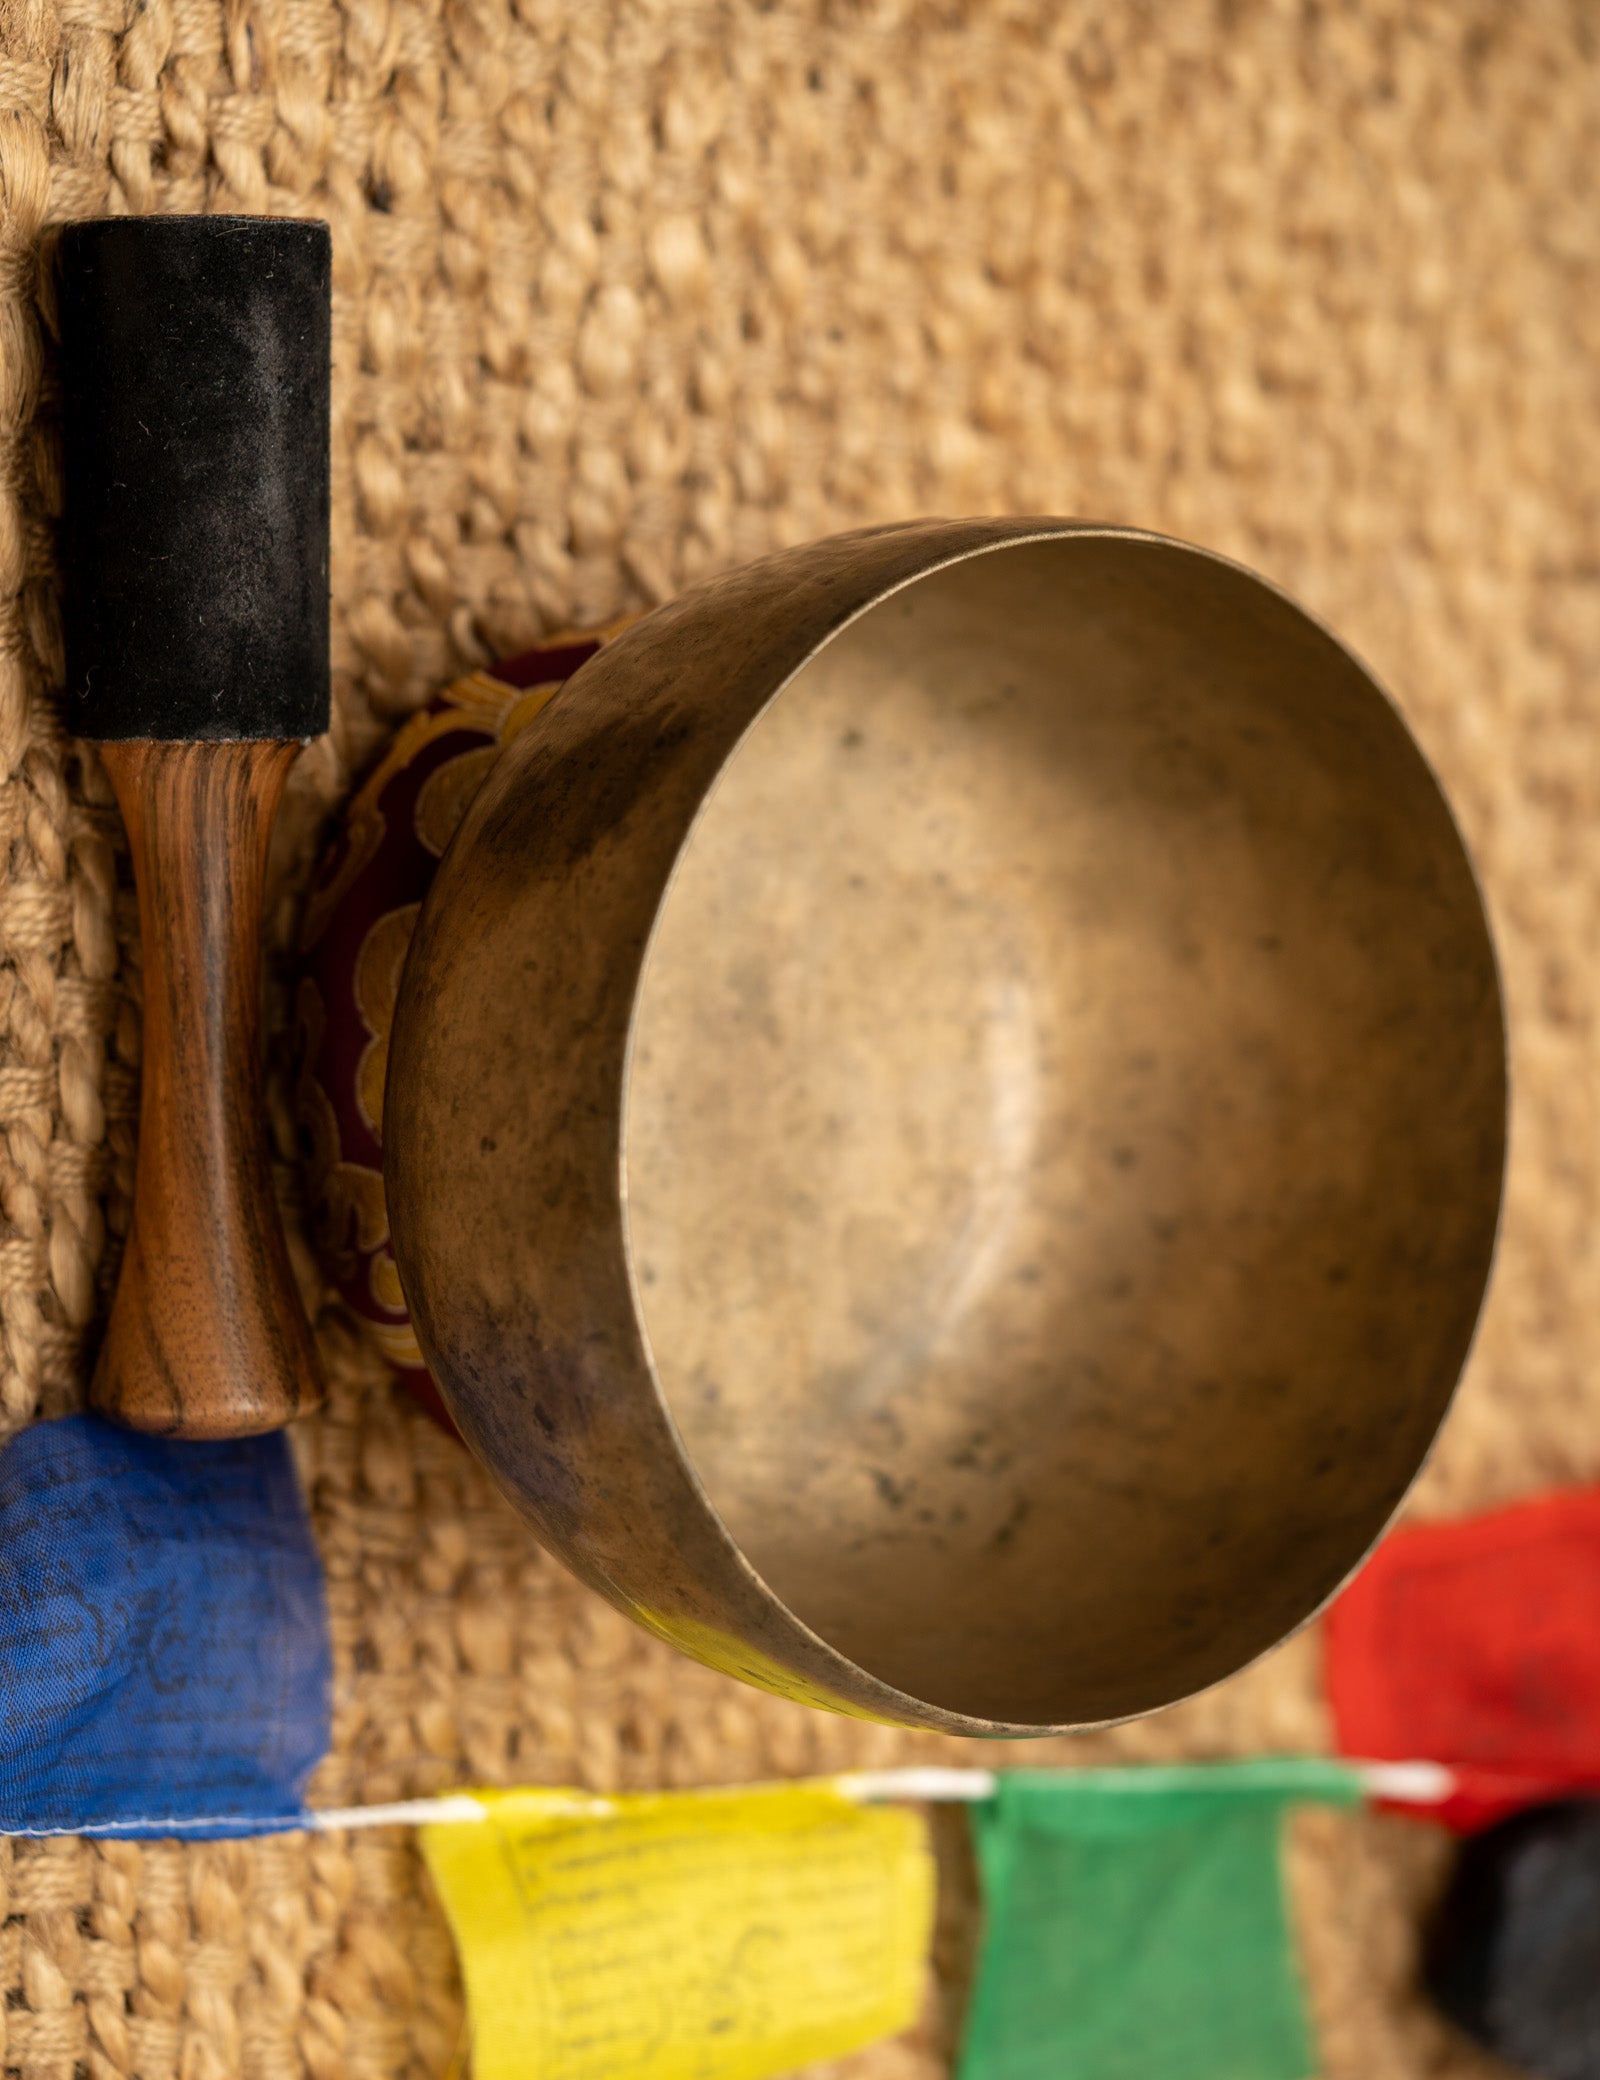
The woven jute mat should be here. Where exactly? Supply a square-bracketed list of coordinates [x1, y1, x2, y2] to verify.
[0, 1, 1595, 2073]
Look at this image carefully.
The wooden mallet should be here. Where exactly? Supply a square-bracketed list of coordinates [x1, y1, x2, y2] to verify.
[58, 215, 330, 1437]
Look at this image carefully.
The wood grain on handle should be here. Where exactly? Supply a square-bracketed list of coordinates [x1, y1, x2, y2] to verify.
[93, 739, 324, 1437]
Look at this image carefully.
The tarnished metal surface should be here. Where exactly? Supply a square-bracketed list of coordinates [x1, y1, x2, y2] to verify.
[385, 522, 1506, 1735]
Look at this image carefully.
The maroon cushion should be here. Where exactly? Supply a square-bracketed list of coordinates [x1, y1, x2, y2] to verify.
[294, 637, 607, 1436]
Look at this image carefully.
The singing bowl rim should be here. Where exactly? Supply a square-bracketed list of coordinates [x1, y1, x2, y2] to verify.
[388, 518, 1509, 1738]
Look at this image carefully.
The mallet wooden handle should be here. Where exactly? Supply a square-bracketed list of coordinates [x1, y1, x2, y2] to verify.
[92, 740, 323, 1437]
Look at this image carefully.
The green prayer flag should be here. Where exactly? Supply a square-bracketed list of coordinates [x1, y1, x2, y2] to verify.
[957, 1760, 1363, 2080]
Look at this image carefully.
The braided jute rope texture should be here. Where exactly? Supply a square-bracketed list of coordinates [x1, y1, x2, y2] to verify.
[0, 0, 1596, 2072]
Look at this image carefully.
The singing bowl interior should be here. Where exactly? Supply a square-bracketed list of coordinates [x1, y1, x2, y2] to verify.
[621, 538, 1505, 1726]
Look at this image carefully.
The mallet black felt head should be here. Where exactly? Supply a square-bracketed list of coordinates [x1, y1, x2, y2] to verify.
[58, 215, 331, 743]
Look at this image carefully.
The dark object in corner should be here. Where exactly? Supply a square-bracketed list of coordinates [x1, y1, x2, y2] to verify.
[1424, 1799, 1600, 2080]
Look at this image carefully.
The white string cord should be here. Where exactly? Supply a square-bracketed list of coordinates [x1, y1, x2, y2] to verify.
[303, 1758, 1457, 1832]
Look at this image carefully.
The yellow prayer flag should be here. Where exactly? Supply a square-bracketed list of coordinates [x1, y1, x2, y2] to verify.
[420, 1779, 935, 2080]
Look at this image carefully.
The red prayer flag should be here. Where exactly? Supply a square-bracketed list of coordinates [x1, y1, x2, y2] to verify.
[1325, 1487, 1600, 1830]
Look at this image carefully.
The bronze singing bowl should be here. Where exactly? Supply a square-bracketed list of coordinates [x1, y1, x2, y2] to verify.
[385, 520, 1506, 1735]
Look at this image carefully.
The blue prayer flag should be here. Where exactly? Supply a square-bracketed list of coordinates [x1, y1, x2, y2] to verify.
[0, 1414, 331, 1837]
